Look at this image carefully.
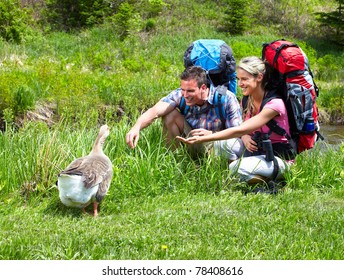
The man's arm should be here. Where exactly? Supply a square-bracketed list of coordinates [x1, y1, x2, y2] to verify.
[126, 101, 175, 148]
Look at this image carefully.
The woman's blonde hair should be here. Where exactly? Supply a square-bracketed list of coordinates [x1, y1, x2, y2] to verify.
[238, 56, 266, 77]
[238, 56, 267, 118]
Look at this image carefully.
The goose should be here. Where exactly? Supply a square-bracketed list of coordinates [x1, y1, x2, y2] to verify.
[57, 124, 113, 217]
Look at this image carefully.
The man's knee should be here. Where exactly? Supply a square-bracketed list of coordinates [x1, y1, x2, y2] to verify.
[162, 109, 184, 131]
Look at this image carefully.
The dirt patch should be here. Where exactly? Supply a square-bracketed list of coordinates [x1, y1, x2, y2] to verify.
[17, 102, 57, 128]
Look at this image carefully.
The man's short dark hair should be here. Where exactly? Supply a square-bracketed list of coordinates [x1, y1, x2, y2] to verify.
[180, 66, 208, 87]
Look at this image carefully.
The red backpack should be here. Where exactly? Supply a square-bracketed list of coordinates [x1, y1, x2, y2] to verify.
[262, 39, 323, 153]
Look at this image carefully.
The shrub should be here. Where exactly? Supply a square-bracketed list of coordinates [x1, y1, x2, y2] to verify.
[113, 2, 142, 40]
[318, 86, 344, 121]
[0, 0, 34, 43]
[141, 0, 167, 19]
[43, 0, 114, 31]
[221, 0, 254, 35]
[316, 54, 340, 80]
[13, 85, 36, 114]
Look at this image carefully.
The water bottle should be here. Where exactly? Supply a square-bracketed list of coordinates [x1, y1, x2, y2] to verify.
[262, 134, 274, 162]
[304, 117, 315, 132]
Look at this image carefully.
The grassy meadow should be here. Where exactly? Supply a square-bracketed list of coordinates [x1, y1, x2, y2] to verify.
[1, 121, 344, 260]
[1, 0, 344, 260]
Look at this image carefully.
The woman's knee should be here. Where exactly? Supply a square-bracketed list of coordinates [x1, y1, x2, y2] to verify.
[228, 155, 287, 183]
[214, 138, 244, 160]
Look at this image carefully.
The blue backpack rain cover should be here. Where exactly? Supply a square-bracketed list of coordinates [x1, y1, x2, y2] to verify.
[183, 39, 237, 94]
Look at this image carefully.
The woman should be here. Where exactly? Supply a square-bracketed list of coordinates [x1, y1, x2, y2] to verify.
[177, 56, 295, 185]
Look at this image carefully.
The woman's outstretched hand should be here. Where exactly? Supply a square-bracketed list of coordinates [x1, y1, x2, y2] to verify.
[176, 135, 201, 145]
[176, 128, 212, 145]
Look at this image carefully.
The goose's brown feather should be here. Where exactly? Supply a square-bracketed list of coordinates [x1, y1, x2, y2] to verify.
[58, 125, 113, 215]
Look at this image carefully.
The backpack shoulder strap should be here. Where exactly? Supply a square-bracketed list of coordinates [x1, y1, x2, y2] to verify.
[180, 86, 227, 129]
[214, 85, 227, 129]
[260, 93, 290, 138]
[261, 93, 298, 155]
[179, 96, 189, 116]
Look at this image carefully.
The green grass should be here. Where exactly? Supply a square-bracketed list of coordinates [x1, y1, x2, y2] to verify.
[1, 185, 344, 260]
[0, 122, 343, 260]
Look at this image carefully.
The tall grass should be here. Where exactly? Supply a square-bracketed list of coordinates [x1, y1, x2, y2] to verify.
[290, 142, 344, 191]
[0, 120, 234, 198]
[0, 116, 344, 260]
[1, 120, 343, 196]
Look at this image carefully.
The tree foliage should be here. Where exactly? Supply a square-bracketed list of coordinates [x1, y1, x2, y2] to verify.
[36, 0, 166, 34]
[0, 0, 340, 43]
[315, 0, 344, 44]
[221, 0, 253, 35]
[252, 0, 324, 37]
[43, 0, 115, 31]
[0, 0, 34, 43]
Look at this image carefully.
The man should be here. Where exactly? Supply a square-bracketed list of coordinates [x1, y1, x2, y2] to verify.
[126, 66, 243, 160]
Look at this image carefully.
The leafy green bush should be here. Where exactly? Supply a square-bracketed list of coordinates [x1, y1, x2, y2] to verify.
[113, 2, 142, 40]
[221, 0, 253, 35]
[318, 86, 344, 120]
[13, 85, 36, 114]
[316, 54, 342, 80]
[315, 0, 344, 45]
[0, 0, 34, 43]
[43, 0, 114, 31]
[144, 18, 157, 32]
[141, 0, 167, 18]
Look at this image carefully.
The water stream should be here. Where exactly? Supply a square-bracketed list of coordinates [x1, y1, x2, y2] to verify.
[319, 124, 344, 145]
